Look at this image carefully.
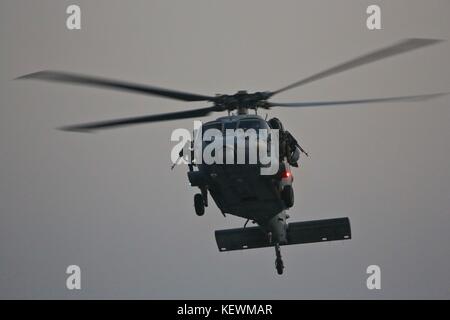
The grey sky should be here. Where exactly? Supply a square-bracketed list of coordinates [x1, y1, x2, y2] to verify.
[1, 0, 450, 299]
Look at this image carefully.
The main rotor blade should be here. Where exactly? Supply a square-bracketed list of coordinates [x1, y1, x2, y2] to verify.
[17, 71, 216, 102]
[60, 106, 219, 132]
[271, 38, 444, 96]
[269, 92, 448, 108]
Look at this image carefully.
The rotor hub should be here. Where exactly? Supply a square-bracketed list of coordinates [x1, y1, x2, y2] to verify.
[213, 91, 272, 113]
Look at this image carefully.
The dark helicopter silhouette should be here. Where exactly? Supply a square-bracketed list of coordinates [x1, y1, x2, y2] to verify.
[17, 38, 447, 274]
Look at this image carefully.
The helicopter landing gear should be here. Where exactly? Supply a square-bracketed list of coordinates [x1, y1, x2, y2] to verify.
[194, 193, 205, 216]
[281, 185, 294, 208]
[274, 243, 284, 275]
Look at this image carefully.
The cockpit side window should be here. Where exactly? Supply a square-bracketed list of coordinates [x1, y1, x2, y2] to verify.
[202, 122, 222, 137]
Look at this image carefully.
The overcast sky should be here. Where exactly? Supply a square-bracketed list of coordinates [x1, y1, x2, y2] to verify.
[1, 0, 450, 299]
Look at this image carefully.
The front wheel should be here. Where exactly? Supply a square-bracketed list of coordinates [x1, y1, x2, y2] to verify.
[275, 259, 284, 275]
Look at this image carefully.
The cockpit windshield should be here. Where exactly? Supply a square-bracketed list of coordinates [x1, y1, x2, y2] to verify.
[238, 119, 269, 131]
[201, 119, 269, 137]
[223, 121, 237, 131]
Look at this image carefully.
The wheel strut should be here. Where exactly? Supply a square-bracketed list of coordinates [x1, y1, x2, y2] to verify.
[274, 243, 284, 275]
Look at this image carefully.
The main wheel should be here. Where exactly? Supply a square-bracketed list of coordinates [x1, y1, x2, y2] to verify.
[194, 193, 205, 216]
[281, 185, 294, 208]
[275, 259, 284, 275]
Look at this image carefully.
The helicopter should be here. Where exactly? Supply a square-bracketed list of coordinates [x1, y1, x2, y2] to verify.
[17, 38, 447, 274]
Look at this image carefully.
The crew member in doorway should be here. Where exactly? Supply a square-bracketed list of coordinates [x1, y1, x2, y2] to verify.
[268, 117, 308, 167]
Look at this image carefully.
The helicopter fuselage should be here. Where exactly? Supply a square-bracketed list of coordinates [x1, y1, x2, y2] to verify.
[188, 114, 293, 244]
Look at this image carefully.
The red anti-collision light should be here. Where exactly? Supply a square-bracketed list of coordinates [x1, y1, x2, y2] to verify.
[281, 170, 291, 179]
